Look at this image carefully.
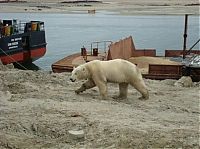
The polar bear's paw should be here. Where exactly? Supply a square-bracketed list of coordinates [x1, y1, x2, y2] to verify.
[138, 95, 149, 100]
[112, 95, 127, 100]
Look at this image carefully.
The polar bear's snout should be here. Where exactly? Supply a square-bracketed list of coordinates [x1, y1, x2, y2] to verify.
[70, 77, 76, 82]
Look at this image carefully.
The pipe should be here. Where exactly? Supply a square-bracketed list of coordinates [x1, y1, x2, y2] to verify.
[183, 14, 188, 59]
[186, 38, 200, 55]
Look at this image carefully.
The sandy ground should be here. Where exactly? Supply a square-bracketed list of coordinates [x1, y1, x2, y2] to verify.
[0, 0, 199, 148]
[0, 0, 199, 15]
[0, 62, 199, 148]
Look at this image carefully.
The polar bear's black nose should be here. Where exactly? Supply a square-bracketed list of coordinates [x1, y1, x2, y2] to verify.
[70, 78, 75, 82]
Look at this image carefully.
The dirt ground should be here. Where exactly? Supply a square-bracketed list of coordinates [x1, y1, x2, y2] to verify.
[0, 63, 199, 148]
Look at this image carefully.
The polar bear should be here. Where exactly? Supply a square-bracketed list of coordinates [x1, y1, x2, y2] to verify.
[70, 59, 149, 100]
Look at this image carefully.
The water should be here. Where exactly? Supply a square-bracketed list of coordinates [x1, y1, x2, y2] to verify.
[0, 12, 199, 70]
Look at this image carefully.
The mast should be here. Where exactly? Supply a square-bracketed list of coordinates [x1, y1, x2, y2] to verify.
[183, 14, 188, 59]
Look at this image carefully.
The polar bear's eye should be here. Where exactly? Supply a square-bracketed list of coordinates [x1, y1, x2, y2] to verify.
[75, 73, 77, 75]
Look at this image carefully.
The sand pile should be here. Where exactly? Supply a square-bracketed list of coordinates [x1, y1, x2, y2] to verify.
[0, 63, 199, 148]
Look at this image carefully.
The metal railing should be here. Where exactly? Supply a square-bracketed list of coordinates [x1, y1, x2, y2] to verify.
[0, 20, 45, 38]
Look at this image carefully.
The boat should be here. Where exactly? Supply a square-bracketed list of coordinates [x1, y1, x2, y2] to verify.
[52, 35, 200, 81]
[0, 19, 47, 65]
[51, 36, 157, 73]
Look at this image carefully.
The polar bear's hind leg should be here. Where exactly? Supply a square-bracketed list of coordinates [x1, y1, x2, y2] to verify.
[130, 79, 149, 100]
[118, 83, 128, 99]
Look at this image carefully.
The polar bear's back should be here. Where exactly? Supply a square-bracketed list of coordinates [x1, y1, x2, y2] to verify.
[86, 59, 142, 83]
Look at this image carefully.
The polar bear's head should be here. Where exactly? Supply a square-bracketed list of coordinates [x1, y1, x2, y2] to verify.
[70, 65, 89, 82]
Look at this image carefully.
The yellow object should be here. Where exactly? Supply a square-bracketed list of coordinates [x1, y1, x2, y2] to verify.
[31, 22, 37, 31]
[10, 26, 14, 35]
[4, 26, 10, 36]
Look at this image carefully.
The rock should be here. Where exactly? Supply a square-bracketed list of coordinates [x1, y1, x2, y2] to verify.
[0, 79, 4, 91]
[6, 64, 14, 69]
[31, 123, 38, 132]
[0, 61, 14, 71]
[0, 91, 12, 101]
[174, 76, 193, 87]
[68, 130, 85, 141]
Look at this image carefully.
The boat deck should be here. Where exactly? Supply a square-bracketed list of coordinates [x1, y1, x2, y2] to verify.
[52, 53, 81, 73]
[52, 53, 106, 73]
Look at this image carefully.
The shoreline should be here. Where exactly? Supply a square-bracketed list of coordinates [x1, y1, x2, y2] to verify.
[0, 0, 199, 15]
[1, 11, 199, 16]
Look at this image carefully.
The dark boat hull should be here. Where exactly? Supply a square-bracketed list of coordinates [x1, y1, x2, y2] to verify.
[0, 47, 46, 64]
[0, 20, 47, 65]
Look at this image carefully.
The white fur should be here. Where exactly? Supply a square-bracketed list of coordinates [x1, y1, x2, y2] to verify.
[70, 59, 149, 99]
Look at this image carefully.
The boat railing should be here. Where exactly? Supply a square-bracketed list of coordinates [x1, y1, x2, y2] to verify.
[90, 40, 112, 55]
[19, 21, 45, 33]
[18, 21, 26, 33]
[80, 40, 112, 61]
[0, 20, 45, 38]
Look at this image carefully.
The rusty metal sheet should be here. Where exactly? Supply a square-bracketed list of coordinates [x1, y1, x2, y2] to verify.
[149, 64, 183, 75]
[107, 36, 135, 60]
[165, 50, 200, 57]
[132, 49, 156, 57]
[143, 74, 182, 80]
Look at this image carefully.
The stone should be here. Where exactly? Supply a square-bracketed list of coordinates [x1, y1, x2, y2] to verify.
[68, 130, 85, 140]
[174, 76, 193, 87]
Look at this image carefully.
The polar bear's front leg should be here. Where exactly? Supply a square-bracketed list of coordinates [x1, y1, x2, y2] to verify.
[75, 79, 96, 94]
[97, 82, 108, 100]
[91, 73, 108, 99]
[93, 80, 108, 100]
